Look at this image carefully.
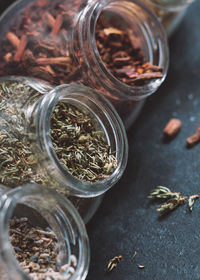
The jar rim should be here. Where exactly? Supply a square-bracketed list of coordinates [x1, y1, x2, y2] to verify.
[0, 184, 90, 280]
[144, 0, 193, 11]
[0, 75, 128, 197]
[77, 0, 169, 100]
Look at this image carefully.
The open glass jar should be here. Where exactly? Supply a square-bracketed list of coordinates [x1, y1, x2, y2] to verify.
[143, 0, 195, 36]
[0, 76, 128, 221]
[0, 183, 90, 280]
[0, 0, 169, 129]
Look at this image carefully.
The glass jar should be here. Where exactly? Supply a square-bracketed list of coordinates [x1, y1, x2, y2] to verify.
[143, 0, 195, 36]
[0, 183, 90, 280]
[0, 76, 128, 221]
[0, 0, 169, 129]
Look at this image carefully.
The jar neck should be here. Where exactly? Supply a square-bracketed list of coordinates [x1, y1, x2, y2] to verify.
[73, 0, 169, 101]
[0, 184, 90, 280]
[0, 76, 128, 197]
[35, 83, 128, 197]
[145, 0, 194, 11]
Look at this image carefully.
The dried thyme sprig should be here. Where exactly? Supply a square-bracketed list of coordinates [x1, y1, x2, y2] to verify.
[157, 196, 187, 215]
[148, 186, 200, 214]
[148, 186, 180, 199]
[188, 194, 199, 211]
[107, 255, 122, 272]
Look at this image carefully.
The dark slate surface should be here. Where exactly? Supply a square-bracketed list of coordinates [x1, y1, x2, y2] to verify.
[87, 1, 200, 280]
[0, 1, 200, 279]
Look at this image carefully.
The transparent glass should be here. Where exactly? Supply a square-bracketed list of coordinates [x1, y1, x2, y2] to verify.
[143, 0, 195, 36]
[0, 0, 169, 129]
[0, 76, 128, 222]
[0, 183, 90, 280]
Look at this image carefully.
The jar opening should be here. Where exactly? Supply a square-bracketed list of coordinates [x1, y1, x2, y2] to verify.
[39, 84, 128, 197]
[145, 0, 193, 11]
[49, 98, 118, 183]
[0, 185, 90, 280]
[80, 0, 169, 100]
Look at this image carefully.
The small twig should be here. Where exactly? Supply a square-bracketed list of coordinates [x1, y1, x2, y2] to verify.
[107, 255, 122, 272]
[188, 194, 199, 211]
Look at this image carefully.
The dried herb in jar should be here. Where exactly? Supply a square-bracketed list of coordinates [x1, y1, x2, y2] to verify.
[95, 14, 163, 86]
[51, 102, 117, 182]
[0, 80, 117, 187]
[0, 0, 83, 84]
[0, 0, 163, 87]
[0, 81, 45, 187]
[10, 216, 77, 280]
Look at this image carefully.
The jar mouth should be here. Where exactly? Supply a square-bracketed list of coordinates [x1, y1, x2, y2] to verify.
[0, 184, 90, 280]
[39, 83, 128, 197]
[145, 0, 193, 11]
[80, 0, 169, 100]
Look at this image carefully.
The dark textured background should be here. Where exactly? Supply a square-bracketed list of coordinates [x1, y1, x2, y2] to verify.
[86, 1, 200, 280]
[1, 1, 200, 279]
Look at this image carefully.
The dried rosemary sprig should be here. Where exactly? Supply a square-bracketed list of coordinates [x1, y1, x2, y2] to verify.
[157, 196, 187, 214]
[107, 255, 122, 272]
[148, 186, 199, 214]
[148, 186, 180, 199]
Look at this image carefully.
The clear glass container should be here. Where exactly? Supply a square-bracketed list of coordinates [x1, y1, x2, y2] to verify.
[0, 0, 169, 129]
[0, 183, 90, 280]
[143, 0, 195, 36]
[0, 76, 128, 221]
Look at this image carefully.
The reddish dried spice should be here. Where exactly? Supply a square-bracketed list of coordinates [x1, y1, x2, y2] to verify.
[0, 1, 163, 87]
[186, 128, 200, 147]
[0, 0, 163, 126]
[0, 0, 84, 84]
[163, 118, 182, 137]
[96, 14, 163, 86]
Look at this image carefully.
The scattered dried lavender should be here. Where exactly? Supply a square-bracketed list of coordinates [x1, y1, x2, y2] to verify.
[10, 217, 77, 280]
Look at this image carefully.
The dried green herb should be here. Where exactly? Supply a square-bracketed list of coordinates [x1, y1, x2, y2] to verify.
[0, 81, 117, 187]
[0, 81, 46, 187]
[107, 255, 122, 272]
[131, 250, 137, 260]
[51, 102, 117, 182]
[148, 186, 180, 200]
[188, 194, 199, 211]
[148, 186, 200, 215]
[157, 196, 187, 215]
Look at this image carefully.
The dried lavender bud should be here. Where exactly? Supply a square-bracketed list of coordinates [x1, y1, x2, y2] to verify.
[9, 216, 77, 280]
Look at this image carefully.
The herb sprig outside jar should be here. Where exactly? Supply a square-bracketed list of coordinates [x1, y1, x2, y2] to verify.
[0, 0, 169, 129]
[0, 183, 90, 280]
[0, 76, 128, 222]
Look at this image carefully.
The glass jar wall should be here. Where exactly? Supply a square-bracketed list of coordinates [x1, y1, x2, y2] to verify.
[0, 183, 90, 280]
[143, 0, 196, 36]
[0, 0, 169, 129]
[0, 76, 128, 221]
